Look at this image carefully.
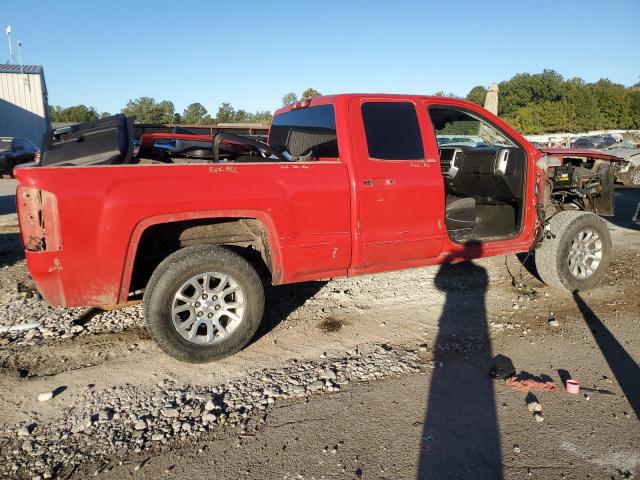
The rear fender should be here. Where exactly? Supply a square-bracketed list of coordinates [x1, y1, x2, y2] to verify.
[118, 210, 282, 303]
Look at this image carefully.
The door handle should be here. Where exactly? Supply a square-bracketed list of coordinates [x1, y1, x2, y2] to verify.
[363, 178, 395, 187]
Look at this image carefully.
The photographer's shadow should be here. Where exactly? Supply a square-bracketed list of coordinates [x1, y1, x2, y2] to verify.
[418, 244, 502, 479]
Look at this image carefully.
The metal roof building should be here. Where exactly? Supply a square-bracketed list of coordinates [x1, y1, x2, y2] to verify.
[0, 64, 50, 146]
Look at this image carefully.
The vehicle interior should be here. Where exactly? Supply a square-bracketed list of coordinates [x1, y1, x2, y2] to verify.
[429, 107, 527, 243]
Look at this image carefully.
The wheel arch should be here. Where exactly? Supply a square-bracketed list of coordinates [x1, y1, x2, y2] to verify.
[118, 210, 282, 303]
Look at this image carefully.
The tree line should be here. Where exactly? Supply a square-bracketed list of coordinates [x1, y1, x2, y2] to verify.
[49, 73, 640, 134]
[49, 88, 324, 125]
[465, 70, 640, 134]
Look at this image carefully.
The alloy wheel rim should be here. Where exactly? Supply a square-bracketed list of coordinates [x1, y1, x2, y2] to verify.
[631, 168, 640, 186]
[567, 228, 603, 280]
[171, 272, 245, 344]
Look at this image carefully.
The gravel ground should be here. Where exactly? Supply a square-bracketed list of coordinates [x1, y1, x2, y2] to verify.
[1, 344, 423, 478]
[0, 186, 638, 479]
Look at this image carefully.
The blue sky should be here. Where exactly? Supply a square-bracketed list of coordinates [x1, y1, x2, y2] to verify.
[2, 0, 639, 115]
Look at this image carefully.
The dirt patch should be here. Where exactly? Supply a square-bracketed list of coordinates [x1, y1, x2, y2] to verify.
[319, 317, 346, 333]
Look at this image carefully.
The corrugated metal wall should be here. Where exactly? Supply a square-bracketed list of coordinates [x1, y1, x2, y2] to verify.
[0, 72, 49, 146]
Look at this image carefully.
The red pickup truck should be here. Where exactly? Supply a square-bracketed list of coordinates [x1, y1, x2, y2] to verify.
[15, 94, 618, 362]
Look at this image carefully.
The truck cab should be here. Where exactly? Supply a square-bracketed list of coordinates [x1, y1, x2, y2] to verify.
[269, 94, 540, 273]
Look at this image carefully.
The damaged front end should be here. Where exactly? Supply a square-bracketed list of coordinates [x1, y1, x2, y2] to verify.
[537, 148, 621, 217]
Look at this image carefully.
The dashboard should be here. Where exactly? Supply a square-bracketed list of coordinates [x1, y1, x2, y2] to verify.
[438, 145, 524, 199]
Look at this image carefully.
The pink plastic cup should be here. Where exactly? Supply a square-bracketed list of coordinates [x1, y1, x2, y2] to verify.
[566, 379, 580, 394]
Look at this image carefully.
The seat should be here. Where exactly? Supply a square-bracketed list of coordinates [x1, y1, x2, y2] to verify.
[445, 195, 476, 241]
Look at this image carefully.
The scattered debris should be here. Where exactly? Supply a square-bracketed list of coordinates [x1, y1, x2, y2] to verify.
[505, 375, 557, 392]
[565, 379, 580, 394]
[37, 391, 53, 402]
[527, 401, 543, 413]
[489, 354, 516, 380]
[0, 321, 40, 333]
[548, 318, 559, 327]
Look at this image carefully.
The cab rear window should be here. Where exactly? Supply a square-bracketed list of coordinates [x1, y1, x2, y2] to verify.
[269, 105, 339, 159]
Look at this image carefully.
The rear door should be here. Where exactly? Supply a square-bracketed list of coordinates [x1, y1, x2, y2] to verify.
[349, 98, 445, 267]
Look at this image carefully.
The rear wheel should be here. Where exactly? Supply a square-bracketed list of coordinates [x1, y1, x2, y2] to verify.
[535, 211, 611, 291]
[143, 245, 264, 363]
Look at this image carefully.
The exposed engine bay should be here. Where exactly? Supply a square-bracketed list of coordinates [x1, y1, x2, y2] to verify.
[541, 155, 615, 218]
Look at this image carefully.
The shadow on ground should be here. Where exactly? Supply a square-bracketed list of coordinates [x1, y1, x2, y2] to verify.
[252, 280, 328, 343]
[418, 243, 502, 479]
[609, 188, 640, 231]
[573, 292, 640, 419]
[0, 230, 22, 267]
[0, 194, 15, 216]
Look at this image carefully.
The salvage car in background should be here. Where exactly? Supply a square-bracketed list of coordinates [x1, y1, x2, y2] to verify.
[605, 142, 640, 186]
[571, 134, 617, 149]
[0, 137, 39, 177]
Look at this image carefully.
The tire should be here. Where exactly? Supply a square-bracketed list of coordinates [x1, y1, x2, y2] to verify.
[143, 245, 265, 363]
[534, 211, 611, 291]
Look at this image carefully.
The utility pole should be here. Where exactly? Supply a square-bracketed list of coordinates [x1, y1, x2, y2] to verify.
[5, 25, 15, 64]
[17, 40, 30, 89]
[17, 41, 24, 72]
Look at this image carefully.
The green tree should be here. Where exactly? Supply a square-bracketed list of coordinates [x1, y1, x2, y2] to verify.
[122, 97, 175, 123]
[498, 69, 565, 117]
[49, 104, 99, 123]
[214, 102, 237, 123]
[590, 79, 629, 129]
[182, 102, 211, 124]
[301, 88, 322, 99]
[214, 103, 273, 124]
[628, 90, 640, 129]
[467, 70, 640, 133]
[466, 86, 487, 105]
[282, 92, 298, 105]
[248, 110, 272, 124]
[99, 112, 111, 119]
[434, 91, 460, 98]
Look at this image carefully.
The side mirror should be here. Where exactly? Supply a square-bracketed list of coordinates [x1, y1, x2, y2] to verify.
[494, 149, 510, 176]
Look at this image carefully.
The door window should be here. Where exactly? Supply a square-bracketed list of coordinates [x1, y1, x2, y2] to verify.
[428, 107, 516, 148]
[361, 102, 424, 160]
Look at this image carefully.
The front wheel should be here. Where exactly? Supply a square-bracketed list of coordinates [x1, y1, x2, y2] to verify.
[143, 245, 265, 363]
[534, 211, 612, 291]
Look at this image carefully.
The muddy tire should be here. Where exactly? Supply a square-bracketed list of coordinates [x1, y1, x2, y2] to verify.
[535, 211, 611, 291]
[143, 245, 264, 363]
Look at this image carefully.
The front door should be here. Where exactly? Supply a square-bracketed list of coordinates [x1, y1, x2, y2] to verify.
[349, 98, 445, 267]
